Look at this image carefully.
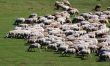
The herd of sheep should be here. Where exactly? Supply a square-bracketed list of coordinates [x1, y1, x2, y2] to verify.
[6, 0, 110, 61]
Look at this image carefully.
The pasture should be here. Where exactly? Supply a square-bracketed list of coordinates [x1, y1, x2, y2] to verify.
[0, 0, 110, 66]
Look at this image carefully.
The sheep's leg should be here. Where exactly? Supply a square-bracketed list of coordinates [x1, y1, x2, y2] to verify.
[44, 46, 48, 51]
[68, 53, 71, 56]
[39, 48, 42, 52]
[33, 48, 35, 52]
[30, 48, 32, 52]
[27, 48, 30, 52]
[27, 47, 31, 52]
[61, 51, 65, 56]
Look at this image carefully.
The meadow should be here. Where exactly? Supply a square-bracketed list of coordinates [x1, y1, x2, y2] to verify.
[0, 0, 110, 66]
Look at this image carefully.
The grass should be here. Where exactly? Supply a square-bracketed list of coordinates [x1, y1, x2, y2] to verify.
[0, 0, 110, 66]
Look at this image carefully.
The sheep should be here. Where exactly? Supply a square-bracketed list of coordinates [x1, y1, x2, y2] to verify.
[57, 44, 69, 53]
[107, 15, 110, 19]
[50, 21, 61, 28]
[78, 48, 91, 59]
[14, 18, 25, 25]
[103, 11, 110, 15]
[107, 7, 110, 11]
[63, 0, 71, 6]
[27, 43, 41, 52]
[27, 36, 38, 43]
[56, 17, 66, 24]
[62, 47, 76, 56]
[100, 14, 108, 19]
[80, 13, 91, 20]
[66, 35, 76, 41]
[99, 15, 109, 24]
[67, 8, 79, 15]
[70, 24, 81, 31]
[55, 1, 64, 10]
[61, 5, 70, 10]
[87, 32, 96, 38]
[96, 27, 109, 37]
[73, 40, 89, 50]
[72, 16, 85, 23]
[7, 30, 31, 39]
[64, 30, 74, 36]
[55, 1, 71, 11]
[80, 21, 90, 25]
[98, 50, 110, 61]
[54, 1, 79, 16]
[99, 18, 109, 24]
[29, 13, 38, 18]
[25, 18, 35, 24]
[88, 44, 98, 53]
[61, 11, 70, 18]
[14, 26, 22, 30]
[95, 11, 103, 16]
[82, 23, 99, 32]
[38, 36, 57, 49]
[46, 43, 59, 51]
[93, 4, 101, 11]
[88, 15, 99, 23]
[19, 24, 31, 28]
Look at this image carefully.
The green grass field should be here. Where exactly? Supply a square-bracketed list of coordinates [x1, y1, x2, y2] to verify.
[0, 0, 110, 66]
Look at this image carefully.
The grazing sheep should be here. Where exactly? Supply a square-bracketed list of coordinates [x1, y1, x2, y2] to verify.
[103, 11, 110, 15]
[93, 4, 101, 11]
[14, 18, 25, 25]
[63, 0, 71, 6]
[78, 48, 91, 59]
[73, 16, 85, 23]
[27, 43, 41, 52]
[98, 50, 110, 61]
[107, 7, 110, 11]
[58, 44, 69, 53]
[29, 13, 38, 18]
[67, 8, 79, 15]
[62, 47, 76, 56]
